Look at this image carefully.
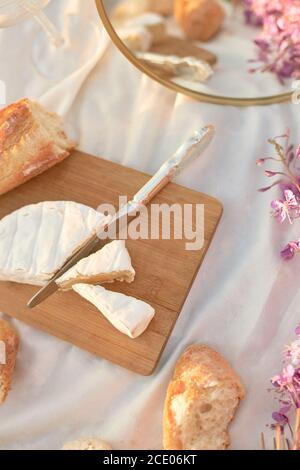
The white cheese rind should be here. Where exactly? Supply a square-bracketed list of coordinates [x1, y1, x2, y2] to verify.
[57, 240, 135, 287]
[73, 284, 155, 339]
[0, 201, 108, 286]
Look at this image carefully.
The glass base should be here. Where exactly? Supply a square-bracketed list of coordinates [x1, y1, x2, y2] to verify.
[32, 13, 101, 81]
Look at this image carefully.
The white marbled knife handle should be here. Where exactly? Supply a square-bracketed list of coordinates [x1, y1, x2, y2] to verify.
[101, 125, 215, 233]
[136, 52, 213, 82]
[132, 125, 215, 207]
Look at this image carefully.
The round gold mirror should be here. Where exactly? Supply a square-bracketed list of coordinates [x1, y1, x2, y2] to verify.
[95, 0, 295, 106]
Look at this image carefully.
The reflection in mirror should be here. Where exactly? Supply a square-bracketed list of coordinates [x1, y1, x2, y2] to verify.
[102, 0, 298, 101]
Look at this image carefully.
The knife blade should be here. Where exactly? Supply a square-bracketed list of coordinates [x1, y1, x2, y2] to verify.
[27, 125, 215, 308]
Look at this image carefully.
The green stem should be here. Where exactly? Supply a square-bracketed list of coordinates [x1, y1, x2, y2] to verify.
[272, 140, 300, 194]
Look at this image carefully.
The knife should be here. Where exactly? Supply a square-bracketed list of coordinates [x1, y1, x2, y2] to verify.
[136, 52, 213, 83]
[27, 125, 215, 309]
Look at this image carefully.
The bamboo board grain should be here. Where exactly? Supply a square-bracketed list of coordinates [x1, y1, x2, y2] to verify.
[0, 151, 222, 375]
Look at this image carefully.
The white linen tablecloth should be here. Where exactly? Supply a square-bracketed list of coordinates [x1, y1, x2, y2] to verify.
[0, 0, 299, 451]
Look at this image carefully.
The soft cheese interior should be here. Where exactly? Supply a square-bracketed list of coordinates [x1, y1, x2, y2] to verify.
[0, 201, 109, 286]
[73, 284, 155, 339]
[57, 240, 135, 290]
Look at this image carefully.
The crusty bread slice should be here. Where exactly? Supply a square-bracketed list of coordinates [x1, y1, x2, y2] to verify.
[0, 98, 75, 196]
[163, 345, 245, 450]
[62, 438, 112, 450]
[0, 319, 19, 404]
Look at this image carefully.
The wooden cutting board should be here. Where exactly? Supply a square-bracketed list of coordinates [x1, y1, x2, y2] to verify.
[0, 151, 222, 375]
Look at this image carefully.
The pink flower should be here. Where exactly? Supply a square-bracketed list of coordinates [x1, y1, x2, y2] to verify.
[281, 241, 300, 260]
[270, 325, 300, 440]
[285, 189, 298, 205]
[272, 410, 289, 425]
[285, 339, 300, 366]
[272, 365, 295, 387]
[280, 182, 300, 199]
[257, 132, 300, 261]
[245, 0, 300, 81]
[271, 190, 299, 223]
[271, 199, 288, 222]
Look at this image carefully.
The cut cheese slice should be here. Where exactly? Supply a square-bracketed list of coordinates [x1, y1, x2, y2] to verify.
[73, 284, 155, 339]
[57, 240, 135, 290]
[0, 201, 108, 286]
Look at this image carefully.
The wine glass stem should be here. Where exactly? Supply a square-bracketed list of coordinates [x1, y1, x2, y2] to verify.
[23, 2, 64, 47]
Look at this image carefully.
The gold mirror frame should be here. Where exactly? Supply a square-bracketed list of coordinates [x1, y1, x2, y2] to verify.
[95, 0, 292, 106]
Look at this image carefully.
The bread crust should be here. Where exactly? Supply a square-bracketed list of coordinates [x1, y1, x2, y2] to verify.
[0, 319, 19, 404]
[174, 0, 225, 41]
[163, 345, 245, 450]
[148, 0, 174, 16]
[0, 99, 75, 196]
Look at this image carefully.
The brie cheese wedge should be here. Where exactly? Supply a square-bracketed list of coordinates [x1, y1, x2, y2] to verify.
[0, 201, 108, 286]
[73, 284, 155, 339]
[57, 240, 135, 290]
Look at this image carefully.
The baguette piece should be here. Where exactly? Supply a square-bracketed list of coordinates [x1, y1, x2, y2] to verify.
[62, 438, 112, 450]
[163, 345, 245, 450]
[0, 98, 75, 196]
[0, 319, 19, 404]
[174, 0, 225, 41]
